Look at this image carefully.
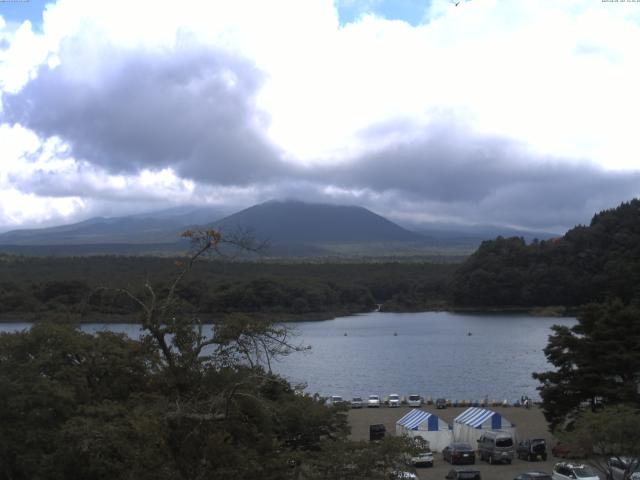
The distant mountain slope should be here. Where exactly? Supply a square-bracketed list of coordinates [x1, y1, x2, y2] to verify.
[450, 198, 640, 307]
[0, 206, 226, 245]
[414, 223, 558, 243]
[212, 200, 421, 244]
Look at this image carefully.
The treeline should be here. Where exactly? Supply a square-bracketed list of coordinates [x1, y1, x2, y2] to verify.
[0, 256, 456, 320]
[0, 319, 420, 478]
[451, 199, 640, 307]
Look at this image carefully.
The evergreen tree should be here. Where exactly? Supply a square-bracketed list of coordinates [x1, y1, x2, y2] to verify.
[533, 300, 640, 430]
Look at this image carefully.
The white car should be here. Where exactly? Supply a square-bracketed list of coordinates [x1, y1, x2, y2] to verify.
[330, 395, 344, 406]
[552, 463, 600, 480]
[351, 397, 364, 408]
[390, 471, 418, 480]
[407, 394, 423, 407]
[368, 394, 381, 407]
[388, 393, 401, 407]
[411, 450, 434, 467]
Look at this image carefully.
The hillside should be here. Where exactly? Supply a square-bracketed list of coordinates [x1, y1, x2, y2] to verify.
[450, 199, 640, 307]
[0, 199, 491, 259]
[0, 206, 226, 245]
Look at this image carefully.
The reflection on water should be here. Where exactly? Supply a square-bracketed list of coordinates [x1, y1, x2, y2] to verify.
[0, 311, 574, 401]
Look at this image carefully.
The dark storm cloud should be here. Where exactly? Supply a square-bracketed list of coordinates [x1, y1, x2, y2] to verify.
[2, 38, 638, 232]
[315, 121, 640, 230]
[2, 43, 284, 185]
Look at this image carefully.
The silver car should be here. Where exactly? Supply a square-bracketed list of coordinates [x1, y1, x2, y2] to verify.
[411, 450, 434, 467]
[552, 463, 600, 480]
[388, 393, 401, 407]
[607, 457, 640, 480]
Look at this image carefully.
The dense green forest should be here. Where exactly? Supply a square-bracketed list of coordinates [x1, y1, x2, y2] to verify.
[450, 199, 640, 307]
[0, 255, 456, 321]
[4, 199, 640, 320]
[0, 232, 422, 479]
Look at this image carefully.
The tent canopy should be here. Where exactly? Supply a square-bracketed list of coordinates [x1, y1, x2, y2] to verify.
[454, 407, 507, 429]
[396, 409, 453, 452]
[452, 407, 516, 444]
[397, 409, 440, 431]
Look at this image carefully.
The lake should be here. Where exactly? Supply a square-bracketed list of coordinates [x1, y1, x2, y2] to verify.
[0, 311, 574, 402]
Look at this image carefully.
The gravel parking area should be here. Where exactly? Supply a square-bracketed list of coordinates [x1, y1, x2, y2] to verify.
[348, 405, 573, 480]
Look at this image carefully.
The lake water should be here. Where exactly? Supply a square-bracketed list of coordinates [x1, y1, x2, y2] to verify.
[0, 311, 575, 402]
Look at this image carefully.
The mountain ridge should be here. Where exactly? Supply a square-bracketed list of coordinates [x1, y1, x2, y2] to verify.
[0, 199, 555, 257]
[211, 199, 420, 245]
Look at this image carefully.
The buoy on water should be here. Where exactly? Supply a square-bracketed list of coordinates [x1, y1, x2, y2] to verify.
[344, 332, 348, 336]
[393, 332, 398, 336]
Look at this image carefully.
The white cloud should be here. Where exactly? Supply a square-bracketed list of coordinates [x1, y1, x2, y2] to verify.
[1, 0, 640, 231]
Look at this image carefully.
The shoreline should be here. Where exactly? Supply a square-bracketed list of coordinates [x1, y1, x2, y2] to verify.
[0, 304, 578, 324]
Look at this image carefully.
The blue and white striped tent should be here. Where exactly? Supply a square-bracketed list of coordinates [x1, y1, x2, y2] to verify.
[396, 409, 452, 451]
[453, 407, 516, 444]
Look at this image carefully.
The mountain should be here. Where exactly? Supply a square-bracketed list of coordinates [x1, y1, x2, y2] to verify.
[211, 200, 421, 245]
[0, 206, 227, 246]
[0, 199, 484, 259]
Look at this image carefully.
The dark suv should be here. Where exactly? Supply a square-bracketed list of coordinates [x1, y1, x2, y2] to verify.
[369, 424, 386, 441]
[517, 438, 548, 461]
[446, 468, 482, 480]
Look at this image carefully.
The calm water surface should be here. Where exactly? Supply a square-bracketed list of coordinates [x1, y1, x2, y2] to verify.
[0, 311, 574, 401]
[274, 311, 575, 401]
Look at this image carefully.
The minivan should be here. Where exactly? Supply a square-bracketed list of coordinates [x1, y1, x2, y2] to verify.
[477, 430, 515, 464]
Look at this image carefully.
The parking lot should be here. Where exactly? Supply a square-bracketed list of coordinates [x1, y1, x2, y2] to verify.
[348, 405, 570, 480]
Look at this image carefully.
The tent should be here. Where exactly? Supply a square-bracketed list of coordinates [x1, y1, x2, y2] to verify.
[396, 409, 453, 452]
[452, 407, 516, 445]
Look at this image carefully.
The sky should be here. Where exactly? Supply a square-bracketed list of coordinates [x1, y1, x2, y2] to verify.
[1, 0, 639, 234]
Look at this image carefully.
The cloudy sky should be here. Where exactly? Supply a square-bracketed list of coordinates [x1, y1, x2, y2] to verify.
[1, 0, 639, 234]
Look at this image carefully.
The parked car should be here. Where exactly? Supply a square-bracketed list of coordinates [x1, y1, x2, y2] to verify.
[436, 398, 447, 409]
[388, 394, 401, 407]
[407, 394, 423, 407]
[390, 471, 418, 480]
[517, 438, 548, 461]
[445, 468, 482, 480]
[330, 395, 344, 406]
[368, 395, 381, 407]
[351, 396, 363, 408]
[514, 472, 553, 480]
[552, 462, 600, 480]
[369, 423, 386, 441]
[607, 457, 640, 480]
[443, 443, 476, 465]
[477, 430, 515, 464]
[411, 450, 434, 468]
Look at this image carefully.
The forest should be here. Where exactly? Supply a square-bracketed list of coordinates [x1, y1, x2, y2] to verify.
[0, 255, 456, 322]
[450, 199, 640, 308]
[0, 231, 422, 479]
[3, 200, 640, 321]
